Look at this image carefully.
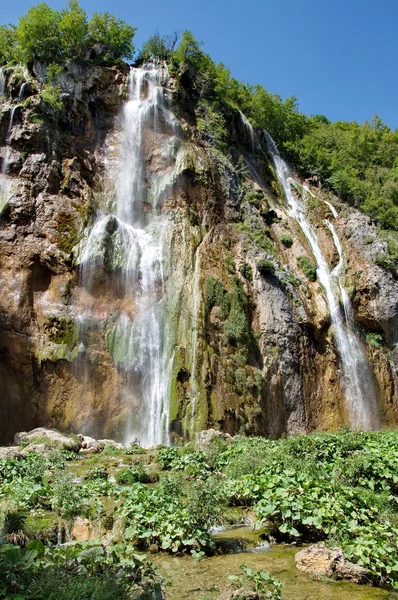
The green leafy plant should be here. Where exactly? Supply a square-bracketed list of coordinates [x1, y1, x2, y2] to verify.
[297, 255, 317, 281]
[228, 565, 283, 599]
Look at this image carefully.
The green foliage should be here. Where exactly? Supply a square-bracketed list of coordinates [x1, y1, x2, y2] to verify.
[239, 262, 253, 281]
[197, 101, 228, 149]
[115, 465, 155, 485]
[257, 259, 275, 276]
[0, 25, 17, 65]
[204, 276, 230, 319]
[229, 565, 283, 599]
[0, 541, 160, 600]
[51, 472, 84, 519]
[137, 31, 178, 63]
[365, 332, 384, 349]
[219, 431, 398, 585]
[84, 466, 108, 481]
[297, 255, 317, 281]
[40, 84, 63, 114]
[17, 3, 62, 63]
[0, 0, 135, 66]
[87, 12, 136, 63]
[59, 0, 88, 61]
[286, 116, 398, 232]
[122, 476, 220, 555]
[280, 234, 293, 248]
[223, 277, 250, 345]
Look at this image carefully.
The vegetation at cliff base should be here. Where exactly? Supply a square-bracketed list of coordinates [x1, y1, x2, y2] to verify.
[1, 430, 398, 596]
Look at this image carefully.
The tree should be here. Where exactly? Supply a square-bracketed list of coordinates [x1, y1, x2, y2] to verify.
[0, 25, 17, 65]
[17, 3, 62, 63]
[88, 12, 136, 62]
[59, 0, 88, 61]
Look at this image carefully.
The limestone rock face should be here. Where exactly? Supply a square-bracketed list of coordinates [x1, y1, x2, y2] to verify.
[295, 544, 368, 584]
[0, 60, 397, 444]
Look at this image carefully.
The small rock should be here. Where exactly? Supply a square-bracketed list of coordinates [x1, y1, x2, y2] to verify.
[295, 544, 368, 584]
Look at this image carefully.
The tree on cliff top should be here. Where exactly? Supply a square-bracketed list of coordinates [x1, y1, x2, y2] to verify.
[0, 0, 136, 65]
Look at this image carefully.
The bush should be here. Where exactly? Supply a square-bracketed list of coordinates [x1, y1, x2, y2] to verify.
[115, 465, 152, 485]
[297, 255, 317, 281]
[257, 259, 275, 276]
[229, 565, 283, 600]
[239, 262, 253, 281]
[280, 234, 293, 248]
[204, 276, 230, 319]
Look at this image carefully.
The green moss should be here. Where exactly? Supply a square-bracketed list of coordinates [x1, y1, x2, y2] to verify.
[297, 256, 317, 282]
[43, 316, 78, 348]
[56, 212, 79, 254]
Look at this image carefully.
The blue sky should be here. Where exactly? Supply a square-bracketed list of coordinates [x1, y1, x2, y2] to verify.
[2, 0, 397, 128]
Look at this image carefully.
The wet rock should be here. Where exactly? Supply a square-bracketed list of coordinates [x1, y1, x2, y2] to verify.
[14, 427, 82, 452]
[295, 544, 368, 584]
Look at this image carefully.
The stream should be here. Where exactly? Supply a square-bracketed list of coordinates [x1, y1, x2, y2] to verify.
[151, 526, 394, 599]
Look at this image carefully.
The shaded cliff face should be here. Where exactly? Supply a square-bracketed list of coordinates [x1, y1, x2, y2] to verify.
[0, 61, 396, 444]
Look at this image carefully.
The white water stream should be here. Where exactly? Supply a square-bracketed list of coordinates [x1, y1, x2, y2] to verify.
[78, 65, 179, 446]
[265, 132, 379, 430]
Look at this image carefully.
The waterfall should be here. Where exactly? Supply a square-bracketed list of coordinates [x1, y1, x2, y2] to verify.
[0, 67, 5, 97]
[265, 131, 379, 430]
[189, 247, 201, 421]
[77, 64, 179, 446]
[0, 102, 16, 214]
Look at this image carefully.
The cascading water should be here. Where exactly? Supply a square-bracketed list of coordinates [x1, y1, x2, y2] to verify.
[77, 64, 180, 446]
[0, 100, 15, 214]
[0, 67, 5, 97]
[265, 131, 380, 430]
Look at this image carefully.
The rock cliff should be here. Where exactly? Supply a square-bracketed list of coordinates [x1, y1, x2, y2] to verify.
[0, 60, 396, 444]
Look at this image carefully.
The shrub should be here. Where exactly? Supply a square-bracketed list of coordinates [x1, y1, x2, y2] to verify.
[297, 255, 317, 281]
[280, 234, 293, 248]
[239, 262, 253, 281]
[204, 276, 230, 319]
[257, 259, 275, 276]
[229, 565, 283, 600]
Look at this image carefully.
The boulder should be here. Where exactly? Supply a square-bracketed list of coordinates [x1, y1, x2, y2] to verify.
[0, 446, 22, 459]
[78, 434, 101, 453]
[14, 427, 82, 453]
[97, 439, 125, 450]
[295, 544, 368, 584]
[195, 429, 232, 448]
